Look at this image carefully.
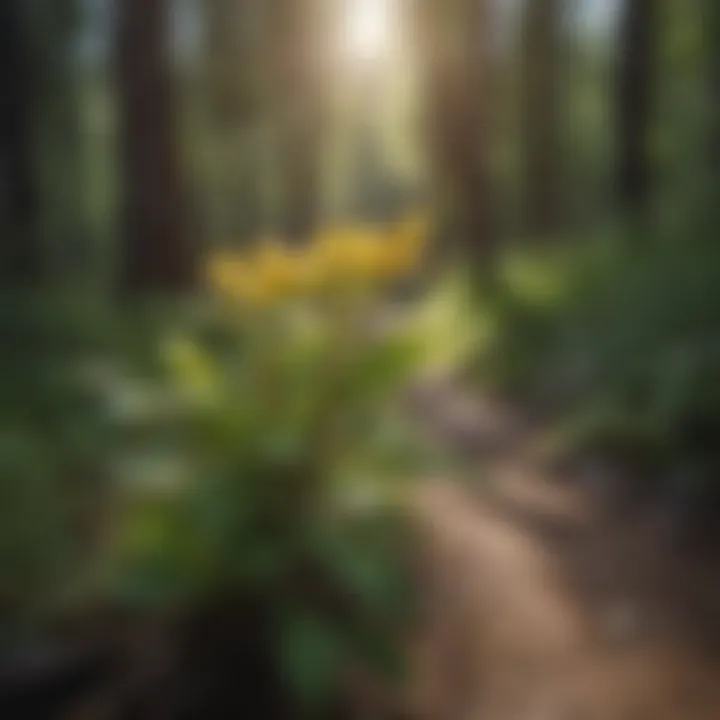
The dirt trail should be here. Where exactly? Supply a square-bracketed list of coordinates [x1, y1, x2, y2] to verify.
[402, 382, 720, 719]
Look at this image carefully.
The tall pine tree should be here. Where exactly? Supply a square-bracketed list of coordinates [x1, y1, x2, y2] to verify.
[521, 0, 565, 238]
[0, 1, 40, 284]
[115, 0, 196, 292]
[418, 0, 498, 270]
[617, 0, 659, 218]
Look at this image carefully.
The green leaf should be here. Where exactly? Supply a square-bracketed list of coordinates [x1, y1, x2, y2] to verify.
[276, 607, 345, 715]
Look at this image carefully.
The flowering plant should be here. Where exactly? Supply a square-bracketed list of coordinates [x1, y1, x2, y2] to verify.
[109, 213, 435, 713]
[206, 212, 430, 307]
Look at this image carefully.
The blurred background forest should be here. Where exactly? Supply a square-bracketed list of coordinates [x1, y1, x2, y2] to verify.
[3, 0, 720, 718]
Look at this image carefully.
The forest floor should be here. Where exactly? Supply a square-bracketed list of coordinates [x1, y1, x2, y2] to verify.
[396, 378, 720, 720]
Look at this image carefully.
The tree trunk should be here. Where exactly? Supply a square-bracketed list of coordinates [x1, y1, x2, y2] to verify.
[0, 1, 41, 285]
[616, 0, 659, 218]
[268, 0, 326, 242]
[115, 0, 196, 293]
[204, 0, 264, 242]
[521, 0, 564, 238]
[419, 0, 498, 271]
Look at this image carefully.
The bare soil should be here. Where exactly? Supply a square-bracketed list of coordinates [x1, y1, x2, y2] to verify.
[398, 380, 720, 719]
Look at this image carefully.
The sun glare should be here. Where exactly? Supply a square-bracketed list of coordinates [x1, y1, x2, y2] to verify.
[344, 0, 394, 63]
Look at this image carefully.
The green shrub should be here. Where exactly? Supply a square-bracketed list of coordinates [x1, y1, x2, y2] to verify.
[103, 285, 430, 713]
[0, 292, 113, 639]
[480, 228, 720, 485]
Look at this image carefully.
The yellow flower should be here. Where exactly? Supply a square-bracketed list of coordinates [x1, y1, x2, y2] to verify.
[207, 253, 256, 300]
[306, 228, 343, 283]
[393, 211, 431, 253]
[311, 226, 387, 282]
[293, 249, 328, 293]
[348, 233, 388, 277]
[236, 275, 275, 307]
[384, 211, 432, 276]
[206, 211, 432, 306]
[207, 244, 295, 307]
[252, 241, 298, 299]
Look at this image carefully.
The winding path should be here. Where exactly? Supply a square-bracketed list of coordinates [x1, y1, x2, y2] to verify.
[400, 381, 720, 719]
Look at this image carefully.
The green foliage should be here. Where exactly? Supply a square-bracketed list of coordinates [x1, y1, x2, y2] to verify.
[480, 227, 720, 484]
[100, 294, 427, 713]
[0, 282, 427, 714]
[0, 292, 114, 634]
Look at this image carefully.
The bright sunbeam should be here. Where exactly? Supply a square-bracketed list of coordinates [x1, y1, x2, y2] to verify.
[344, 0, 394, 63]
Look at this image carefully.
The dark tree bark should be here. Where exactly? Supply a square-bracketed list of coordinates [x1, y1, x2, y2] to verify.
[115, 0, 196, 293]
[616, 0, 659, 218]
[268, 0, 327, 241]
[0, 1, 41, 284]
[419, 0, 498, 271]
[521, 0, 565, 238]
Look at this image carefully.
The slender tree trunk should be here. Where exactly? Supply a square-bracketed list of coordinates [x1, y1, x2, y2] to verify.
[268, 0, 326, 241]
[420, 0, 498, 271]
[616, 0, 659, 218]
[204, 0, 264, 241]
[521, 0, 564, 238]
[115, 0, 196, 293]
[0, 1, 40, 284]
